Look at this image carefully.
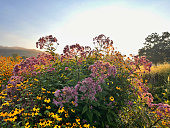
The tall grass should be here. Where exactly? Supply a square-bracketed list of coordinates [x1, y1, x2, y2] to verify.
[143, 63, 170, 104]
[150, 63, 170, 75]
[144, 63, 170, 85]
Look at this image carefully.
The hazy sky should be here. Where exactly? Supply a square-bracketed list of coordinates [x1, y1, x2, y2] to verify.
[0, 0, 170, 55]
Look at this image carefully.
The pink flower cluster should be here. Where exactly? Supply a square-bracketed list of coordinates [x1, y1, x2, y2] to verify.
[61, 44, 91, 62]
[143, 92, 170, 119]
[128, 55, 169, 119]
[13, 53, 55, 76]
[78, 77, 102, 101]
[53, 86, 78, 107]
[36, 35, 58, 49]
[53, 61, 116, 107]
[136, 80, 170, 119]
[53, 77, 102, 107]
[88, 60, 117, 83]
[5, 76, 24, 97]
[130, 55, 152, 73]
[93, 34, 113, 49]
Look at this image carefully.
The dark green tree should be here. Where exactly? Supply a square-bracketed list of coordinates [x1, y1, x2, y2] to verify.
[138, 32, 170, 65]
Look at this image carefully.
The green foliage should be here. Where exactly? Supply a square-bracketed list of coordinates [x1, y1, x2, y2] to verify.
[139, 32, 170, 65]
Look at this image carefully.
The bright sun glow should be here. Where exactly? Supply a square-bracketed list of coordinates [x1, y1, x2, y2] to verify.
[55, 4, 170, 55]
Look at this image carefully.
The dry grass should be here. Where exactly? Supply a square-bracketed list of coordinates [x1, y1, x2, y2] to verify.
[150, 63, 170, 74]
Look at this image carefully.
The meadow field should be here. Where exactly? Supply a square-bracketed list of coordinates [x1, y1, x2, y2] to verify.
[0, 35, 169, 128]
[142, 63, 170, 105]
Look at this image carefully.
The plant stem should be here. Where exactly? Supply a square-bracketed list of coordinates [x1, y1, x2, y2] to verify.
[149, 118, 161, 128]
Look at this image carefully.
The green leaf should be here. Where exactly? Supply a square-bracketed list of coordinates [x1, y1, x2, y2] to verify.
[102, 121, 105, 128]
[92, 102, 98, 107]
[44, 110, 50, 115]
[82, 105, 88, 114]
[144, 112, 151, 124]
[38, 113, 42, 116]
[106, 114, 112, 123]
[109, 110, 117, 118]
[2, 122, 7, 126]
[42, 104, 46, 107]
[17, 121, 23, 126]
[116, 93, 119, 97]
[93, 110, 101, 117]
[87, 110, 93, 122]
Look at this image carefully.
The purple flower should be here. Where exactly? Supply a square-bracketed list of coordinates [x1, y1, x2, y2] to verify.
[82, 119, 87, 123]
[53, 99, 62, 107]
[128, 101, 133, 106]
[54, 90, 61, 97]
[81, 96, 85, 100]
[79, 86, 87, 93]
[13, 64, 20, 75]
[97, 85, 102, 92]
[65, 67, 69, 70]
[74, 96, 78, 102]
[75, 84, 80, 91]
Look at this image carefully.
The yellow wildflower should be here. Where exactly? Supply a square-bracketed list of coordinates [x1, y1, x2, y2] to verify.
[76, 118, 80, 124]
[41, 88, 46, 91]
[47, 91, 51, 93]
[116, 86, 121, 90]
[65, 113, 68, 118]
[109, 96, 114, 101]
[32, 112, 35, 117]
[46, 106, 51, 109]
[44, 98, 51, 103]
[58, 107, 64, 113]
[54, 125, 61, 128]
[71, 109, 75, 113]
[83, 124, 90, 128]
[73, 123, 77, 126]
[36, 96, 41, 100]
[34, 78, 39, 81]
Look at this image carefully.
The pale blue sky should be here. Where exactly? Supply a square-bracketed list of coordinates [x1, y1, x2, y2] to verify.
[0, 0, 170, 55]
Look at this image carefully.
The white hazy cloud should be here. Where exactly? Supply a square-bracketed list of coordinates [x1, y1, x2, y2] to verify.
[53, 4, 170, 55]
[0, 31, 32, 48]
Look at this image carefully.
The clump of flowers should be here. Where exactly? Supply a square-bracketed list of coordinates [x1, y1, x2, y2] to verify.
[36, 35, 59, 55]
[88, 60, 116, 83]
[0, 34, 170, 128]
[13, 52, 55, 76]
[53, 60, 117, 108]
[61, 43, 91, 63]
[93, 34, 114, 56]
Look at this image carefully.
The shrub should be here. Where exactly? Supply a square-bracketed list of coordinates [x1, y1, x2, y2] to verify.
[0, 34, 169, 128]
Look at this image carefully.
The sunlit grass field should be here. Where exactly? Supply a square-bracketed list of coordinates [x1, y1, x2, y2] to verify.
[150, 63, 170, 75]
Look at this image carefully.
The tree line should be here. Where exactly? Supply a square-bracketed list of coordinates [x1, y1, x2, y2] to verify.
[138, 32, 170, 65]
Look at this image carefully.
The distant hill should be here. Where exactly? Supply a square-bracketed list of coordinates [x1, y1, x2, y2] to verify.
[0, 46, 43, 57]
